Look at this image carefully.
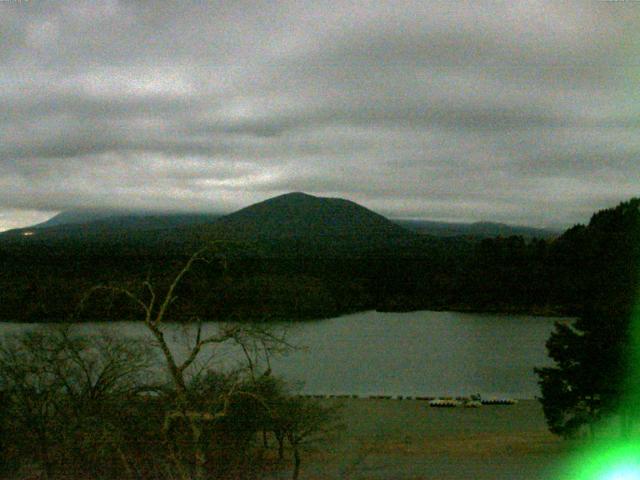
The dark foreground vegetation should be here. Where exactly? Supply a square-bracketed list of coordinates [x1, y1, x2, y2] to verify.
[536, 198, 640, 439]
[0, 302, 343, 480]
[0, 246, 341, 479]
[0, 328, 339, 480]
[1, 194, 638, 323]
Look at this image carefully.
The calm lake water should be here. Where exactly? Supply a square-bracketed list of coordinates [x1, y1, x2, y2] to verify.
[0, 310, 568, 399]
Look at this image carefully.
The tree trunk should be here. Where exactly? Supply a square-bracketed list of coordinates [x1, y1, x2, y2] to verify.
[292, 445, 301, 480]
[276, 431, 285, 460]
[117, 446, 135, 480]
[148, 327, 187, 397]
[37, 424, 52, 480]
[190, 419, 206, 480]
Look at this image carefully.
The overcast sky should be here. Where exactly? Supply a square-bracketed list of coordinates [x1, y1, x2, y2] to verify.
[1, 1, 638, 231]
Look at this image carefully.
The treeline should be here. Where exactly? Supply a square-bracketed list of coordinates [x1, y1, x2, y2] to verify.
[535, 199, 640, 438]
[0, 199, 638, 322]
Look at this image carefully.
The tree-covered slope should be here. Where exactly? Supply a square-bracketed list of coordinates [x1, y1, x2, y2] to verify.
[204, 192, 412, 241]
[0, 194, 637, 323]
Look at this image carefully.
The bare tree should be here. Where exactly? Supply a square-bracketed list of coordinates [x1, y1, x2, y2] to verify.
[279, 397, 342, 480]
[246, 379, 343, 480]
[0, 330, 62, 479]
[82, 246, 290, 480]
[0, 325, 154, 479]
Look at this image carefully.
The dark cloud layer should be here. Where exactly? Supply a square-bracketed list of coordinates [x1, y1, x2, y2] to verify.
[1, 1, 638, 230]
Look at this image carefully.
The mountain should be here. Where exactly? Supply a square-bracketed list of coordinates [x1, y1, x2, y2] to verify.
[395, 219, 560, 239]
[32, 209, 126, 229]
[7, 194, 557, 242]
[2, 194, 633, 322]
[0, 193, 416, 257]
[206, 192, 411, 241]
[2, 210, 221, 240]
[0, 193, 423, 322]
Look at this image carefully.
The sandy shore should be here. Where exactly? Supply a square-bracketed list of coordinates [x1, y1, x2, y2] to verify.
[267, 398, 574, 479]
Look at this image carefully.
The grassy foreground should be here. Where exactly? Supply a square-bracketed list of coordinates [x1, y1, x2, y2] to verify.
[267, 399, 573, 480]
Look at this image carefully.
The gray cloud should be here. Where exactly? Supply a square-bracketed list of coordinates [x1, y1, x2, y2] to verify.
[0, 0, 638, 230]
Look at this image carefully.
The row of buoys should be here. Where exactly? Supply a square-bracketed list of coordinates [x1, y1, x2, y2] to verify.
[296, 394, 359, 399]
[429, 397, 517, 407]
[480, 398, 518, 405]
[294, 394, 517, 405]
[296, 395, 436, 400]
[429, 398, 461, 407]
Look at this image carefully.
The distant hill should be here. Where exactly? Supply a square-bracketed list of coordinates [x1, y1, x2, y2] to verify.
[2, 210, 222, 241]
[395, 219, 560, 239]
[206, 192, 411, 241]
[0, 193, 417, 257]
[32, 209, 127, 229]
[5, 195, 558, 242]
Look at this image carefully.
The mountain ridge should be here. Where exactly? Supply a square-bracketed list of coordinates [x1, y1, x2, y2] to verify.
[10, 192, 558, 240]
[396, 219, 560, 239]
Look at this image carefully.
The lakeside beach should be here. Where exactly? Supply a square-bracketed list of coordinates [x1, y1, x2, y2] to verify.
[267, 398, 573, 479]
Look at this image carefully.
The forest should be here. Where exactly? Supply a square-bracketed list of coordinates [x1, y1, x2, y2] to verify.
[0, 197, 637, 324]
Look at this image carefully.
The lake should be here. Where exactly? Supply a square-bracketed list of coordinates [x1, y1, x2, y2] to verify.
[0, 310, 568, 399]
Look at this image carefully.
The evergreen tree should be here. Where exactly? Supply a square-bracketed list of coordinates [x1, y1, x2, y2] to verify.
[535, 198, 640, 438]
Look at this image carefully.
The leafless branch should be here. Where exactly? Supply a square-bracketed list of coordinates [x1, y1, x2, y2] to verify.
[153, 246, 210, 326]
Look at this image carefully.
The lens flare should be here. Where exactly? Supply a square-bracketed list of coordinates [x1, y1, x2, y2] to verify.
[602, 467, 640, 480]
[560, 440, 640, 480]
[558, 308, 640, 478]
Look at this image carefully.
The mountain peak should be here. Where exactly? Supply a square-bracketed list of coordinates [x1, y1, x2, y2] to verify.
[274, 191, 315, 199]
[211, 192, 411, 241]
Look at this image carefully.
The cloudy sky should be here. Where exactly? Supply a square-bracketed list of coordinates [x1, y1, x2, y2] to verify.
[1, 1, 638, 231]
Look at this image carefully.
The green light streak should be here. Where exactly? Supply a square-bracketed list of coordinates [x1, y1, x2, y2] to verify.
[559, 439, 640, 480]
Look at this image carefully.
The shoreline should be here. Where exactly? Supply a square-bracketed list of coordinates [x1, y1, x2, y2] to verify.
[0, 305, 575, 324]
[266, 397, 569, 479]
[296, 394, 532, 401]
